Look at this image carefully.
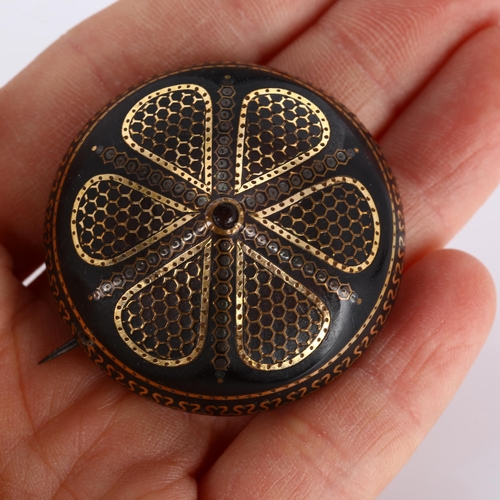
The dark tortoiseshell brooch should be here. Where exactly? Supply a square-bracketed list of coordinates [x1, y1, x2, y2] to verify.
[43, 64, 404, 415]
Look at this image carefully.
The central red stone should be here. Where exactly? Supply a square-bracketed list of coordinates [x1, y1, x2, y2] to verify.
[212, 202, 239, 230]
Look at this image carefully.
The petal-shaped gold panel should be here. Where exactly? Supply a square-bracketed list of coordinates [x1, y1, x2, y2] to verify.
[115, 239, 211, 366]
[72, 174, 197, 266]
[235, 88, 330, 193]
[236, 242, 330, 370]
[252, 177, 380, 273]
[122, 85, 213, 193]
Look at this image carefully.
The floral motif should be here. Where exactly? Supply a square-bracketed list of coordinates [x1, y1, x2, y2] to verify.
[72, 83, 379, 375]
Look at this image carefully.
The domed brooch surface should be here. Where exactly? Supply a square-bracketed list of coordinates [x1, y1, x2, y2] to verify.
[44, 64, 405, 415]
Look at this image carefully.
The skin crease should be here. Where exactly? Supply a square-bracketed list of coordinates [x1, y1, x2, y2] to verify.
[0, 0, 499, 498]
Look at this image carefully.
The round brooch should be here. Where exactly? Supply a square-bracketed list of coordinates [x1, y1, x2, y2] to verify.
[44, 64, 404, 415]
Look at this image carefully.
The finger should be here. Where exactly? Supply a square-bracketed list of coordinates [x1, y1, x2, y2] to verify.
[269, 0, 500, 134]
[0, 0, 333, 279]
[381, 25, 500, 264]
[200, 249, 496, 499]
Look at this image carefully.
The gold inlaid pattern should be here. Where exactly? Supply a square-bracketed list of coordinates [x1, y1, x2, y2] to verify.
[123, 85, 213, 193]
[115, 239, 211, 366]
[72, 174, 197, 266]
[235, 88, 329, 193]
[236, 242, 330, 370]
[46, 65, 403, 409]
[252, 177, 380, 273]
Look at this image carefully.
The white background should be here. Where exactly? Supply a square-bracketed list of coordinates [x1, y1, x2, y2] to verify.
[0, 2, 498, 498]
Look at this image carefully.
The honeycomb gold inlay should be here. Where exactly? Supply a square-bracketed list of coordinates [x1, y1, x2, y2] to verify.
[236, 241, 330, 370]
[71, 174, 197, 266]
[115, 238, 211, 366]
[251, 176, 380, 273]
[235, 88, 329, 193]
[123, 84, 213, 193]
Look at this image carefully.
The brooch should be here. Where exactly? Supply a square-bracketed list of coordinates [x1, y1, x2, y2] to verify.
[43, 64, 404, 415]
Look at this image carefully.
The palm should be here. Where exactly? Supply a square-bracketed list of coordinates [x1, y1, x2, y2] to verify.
[1, 0, 499, 498]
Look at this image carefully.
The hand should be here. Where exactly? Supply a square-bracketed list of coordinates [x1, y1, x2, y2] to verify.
[0, 1, 499, 498]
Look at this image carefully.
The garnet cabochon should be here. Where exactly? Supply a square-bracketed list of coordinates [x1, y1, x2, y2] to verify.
[44, 64, 404, 415]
